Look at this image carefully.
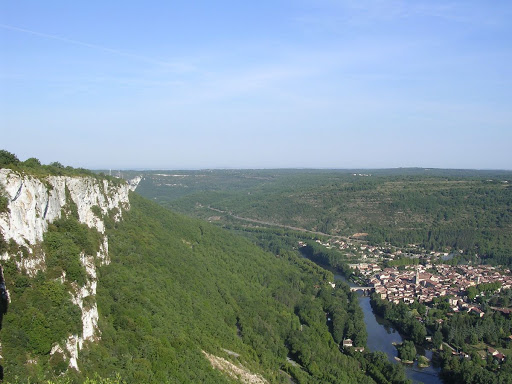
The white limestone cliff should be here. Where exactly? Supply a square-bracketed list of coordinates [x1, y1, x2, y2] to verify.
[0, 169, 130, 250]
[0, 169, 132, 370]
[127, 175, 142, 191]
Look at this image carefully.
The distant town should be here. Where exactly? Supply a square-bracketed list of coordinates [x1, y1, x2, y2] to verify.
[302, 237, 512, 316]
[353, 263, 512, 311]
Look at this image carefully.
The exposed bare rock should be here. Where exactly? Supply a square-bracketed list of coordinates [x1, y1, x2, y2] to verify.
[202, 351, 268, 384]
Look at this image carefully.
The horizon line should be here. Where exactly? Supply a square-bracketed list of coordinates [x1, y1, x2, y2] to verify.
[92, 166, 512, 172]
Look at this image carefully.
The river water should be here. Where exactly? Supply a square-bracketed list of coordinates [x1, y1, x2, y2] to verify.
[358, 295, 442, 384]
[302, 254, 443, 384]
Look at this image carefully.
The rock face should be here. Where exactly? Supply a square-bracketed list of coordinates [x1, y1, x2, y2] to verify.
[127, 175, 142, 191]
[0, 169, 130, 250]
[0, 169, 132, 371]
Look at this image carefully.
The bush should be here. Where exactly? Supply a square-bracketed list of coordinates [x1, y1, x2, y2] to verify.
[0, 149, 19, 167]
[396, 340, 416, 362]
[23, 157, 42, 168]
[0, 185, 9, 213]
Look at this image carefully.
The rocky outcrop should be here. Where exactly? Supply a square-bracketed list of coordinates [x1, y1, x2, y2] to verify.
[202, 351, 268, 384]
[127, 175, 143, 191]
[0, 169, 130, 251]
[0, 169, 131, 371]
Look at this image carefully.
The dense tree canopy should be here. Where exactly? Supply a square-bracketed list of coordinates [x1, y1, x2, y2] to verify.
[0, 150, 19, 167]
[1, 188, 408, 383]
[136, 169, 512, 266]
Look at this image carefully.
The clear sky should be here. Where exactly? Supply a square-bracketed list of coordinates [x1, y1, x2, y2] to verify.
[1, 1, 511, 169]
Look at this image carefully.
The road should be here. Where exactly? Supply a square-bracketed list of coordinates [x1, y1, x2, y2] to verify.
[207, 206, 351, 241]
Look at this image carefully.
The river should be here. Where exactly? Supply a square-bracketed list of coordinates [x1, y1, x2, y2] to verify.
[302, 254, 443, 384]
[358, 295, 442, 384]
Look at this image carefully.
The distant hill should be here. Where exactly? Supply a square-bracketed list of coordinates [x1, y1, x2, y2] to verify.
[134, 169, 512, 266]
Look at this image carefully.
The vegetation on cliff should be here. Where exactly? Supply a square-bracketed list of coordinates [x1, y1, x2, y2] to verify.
[0, 149, 118, 182]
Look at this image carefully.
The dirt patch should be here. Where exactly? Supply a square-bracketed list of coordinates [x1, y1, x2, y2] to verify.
[202, 351, 268, 384]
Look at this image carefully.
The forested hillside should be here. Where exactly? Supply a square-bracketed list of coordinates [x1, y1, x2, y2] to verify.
[135, 169, 512, 265]
[4, 152, 510, 382]
[0, 197, 394, 383]
[75, 194, 385, 384]
[0, 153, 408, 383]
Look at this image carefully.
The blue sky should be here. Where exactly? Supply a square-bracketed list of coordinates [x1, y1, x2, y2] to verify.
[1, 1, 511, 169]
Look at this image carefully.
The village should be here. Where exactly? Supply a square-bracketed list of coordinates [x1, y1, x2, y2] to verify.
[351, 263, 512, 310]
[310, 237, 512, 314]
[307, 236, 512, 366]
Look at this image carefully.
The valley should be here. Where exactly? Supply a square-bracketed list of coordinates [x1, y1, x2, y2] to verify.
[2, 2, 510, 383]
[0, 155, 410, 384]
[2, 154, 512, 383]
[133, 168, 512, 384]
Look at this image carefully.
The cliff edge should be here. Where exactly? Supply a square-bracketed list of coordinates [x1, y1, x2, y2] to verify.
[0, 169, 131, 372]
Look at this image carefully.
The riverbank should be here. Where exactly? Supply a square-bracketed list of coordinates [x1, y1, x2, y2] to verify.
[358, 290, 443, 384]
[299, 251, 443, 384]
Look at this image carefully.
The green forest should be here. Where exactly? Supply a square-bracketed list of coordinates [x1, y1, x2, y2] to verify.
[0, 195, 405, 383]
[0, 153, 410, 383]
[135, 169, 512, 266]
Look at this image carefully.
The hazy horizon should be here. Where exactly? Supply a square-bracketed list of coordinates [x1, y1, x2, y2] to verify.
[97, 166, 512, 172]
